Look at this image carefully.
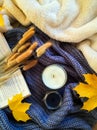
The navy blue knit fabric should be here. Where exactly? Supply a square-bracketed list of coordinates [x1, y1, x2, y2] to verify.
[0, 28, 97, 130]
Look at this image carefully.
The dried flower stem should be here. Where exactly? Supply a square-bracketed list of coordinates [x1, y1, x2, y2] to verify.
[16, 42, 38, 63]
[0, 26, 53, 86]
[23, 59, 38, 71]
[36, 41, 53, 57]
[28, 42, 38, 51]
[8, 53, 20, 62]
[12, 27, 35, 53]
[18, 42, 31, 53]
[18, 30, 35, 45]
[23, 26, 35, 37]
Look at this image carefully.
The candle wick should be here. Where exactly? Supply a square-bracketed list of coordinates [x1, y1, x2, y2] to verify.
[52, 74, 55, 78]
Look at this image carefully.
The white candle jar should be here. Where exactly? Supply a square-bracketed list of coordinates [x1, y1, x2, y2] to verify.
[42, 64, 67, 90]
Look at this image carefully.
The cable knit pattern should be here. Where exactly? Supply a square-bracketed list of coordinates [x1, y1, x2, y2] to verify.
[0, 28, 97, 130]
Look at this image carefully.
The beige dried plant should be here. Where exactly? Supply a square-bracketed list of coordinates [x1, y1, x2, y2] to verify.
[0, 27, 53, 85]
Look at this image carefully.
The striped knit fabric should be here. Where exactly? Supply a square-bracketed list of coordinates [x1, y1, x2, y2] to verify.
[0, 27, 97, 130]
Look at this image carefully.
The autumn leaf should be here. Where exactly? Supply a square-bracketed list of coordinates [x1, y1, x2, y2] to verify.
[74, 73, 97, 111]
[8, 93, 31, 122]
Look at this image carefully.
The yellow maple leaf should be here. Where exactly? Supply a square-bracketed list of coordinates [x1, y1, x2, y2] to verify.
[74, 74, 97, 111]
[8, 93, 31, 122]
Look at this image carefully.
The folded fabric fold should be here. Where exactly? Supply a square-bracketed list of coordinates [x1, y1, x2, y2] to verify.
[77, 34, 97, 73]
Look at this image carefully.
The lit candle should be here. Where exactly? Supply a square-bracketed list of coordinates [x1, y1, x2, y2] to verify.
[42, 64, 67, 89]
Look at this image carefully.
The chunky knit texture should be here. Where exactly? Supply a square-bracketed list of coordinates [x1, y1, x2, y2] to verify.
[0, 27, 97, 130]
